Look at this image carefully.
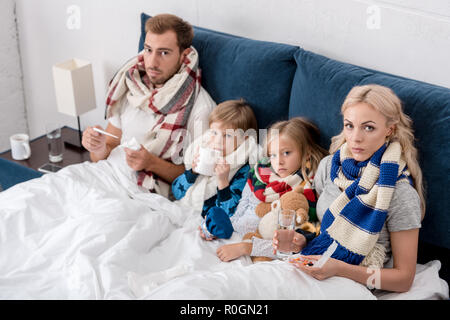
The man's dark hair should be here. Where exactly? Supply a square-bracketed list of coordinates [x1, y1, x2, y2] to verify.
[145, 14, 194, 51]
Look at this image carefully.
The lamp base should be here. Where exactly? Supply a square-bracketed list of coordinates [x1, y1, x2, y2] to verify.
[64, 140, 86, 151]
[63, 123, 86, 151]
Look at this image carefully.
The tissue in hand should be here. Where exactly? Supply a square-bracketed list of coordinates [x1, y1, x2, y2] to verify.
[122, 137, 141, 151]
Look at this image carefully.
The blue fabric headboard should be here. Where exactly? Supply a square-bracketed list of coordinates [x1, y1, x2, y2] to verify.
[139, 13, 298, 129]
[289, 48, 450, 250]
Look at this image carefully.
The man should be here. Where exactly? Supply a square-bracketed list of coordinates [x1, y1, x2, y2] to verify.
[82, 14, 216, 197]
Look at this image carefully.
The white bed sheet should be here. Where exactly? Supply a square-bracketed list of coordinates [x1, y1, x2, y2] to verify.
[0, 146, 447, 300]
[128, 222, 448, 300]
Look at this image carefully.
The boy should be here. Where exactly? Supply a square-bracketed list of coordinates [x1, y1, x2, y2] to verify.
[172, 99, 258, 239]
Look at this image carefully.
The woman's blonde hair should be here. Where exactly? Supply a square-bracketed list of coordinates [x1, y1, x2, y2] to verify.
[266, 117, 328, 183]
[329, 84, 426, 218]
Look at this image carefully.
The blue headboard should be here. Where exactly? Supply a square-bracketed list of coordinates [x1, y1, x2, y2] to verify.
[289, 48, 450, 251]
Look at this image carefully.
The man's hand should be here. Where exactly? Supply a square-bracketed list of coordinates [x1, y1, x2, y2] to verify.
[125, 145, 153, 171]
[82, 125, 107, 154]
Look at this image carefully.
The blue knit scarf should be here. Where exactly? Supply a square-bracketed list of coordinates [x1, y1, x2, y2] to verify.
[301, 141, 411, 267]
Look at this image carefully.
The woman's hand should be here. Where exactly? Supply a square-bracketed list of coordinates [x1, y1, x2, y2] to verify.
[272, 230, 307, 255]
[292, 255, 343, 281]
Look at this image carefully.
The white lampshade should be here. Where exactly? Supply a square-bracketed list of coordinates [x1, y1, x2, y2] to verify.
[52, 58, 96, 117]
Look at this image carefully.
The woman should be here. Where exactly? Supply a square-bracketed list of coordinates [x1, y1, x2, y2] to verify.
[274, 84, 425, 292]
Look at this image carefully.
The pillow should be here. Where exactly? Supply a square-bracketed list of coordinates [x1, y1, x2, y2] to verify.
[375, 260, 449, 300]
[139, 13, 299, 129]
[289, 48, 450, 250]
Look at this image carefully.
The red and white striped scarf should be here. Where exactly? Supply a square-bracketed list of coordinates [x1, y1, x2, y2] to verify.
[247, 160, 315, 203]
[105, 47, 201, 197]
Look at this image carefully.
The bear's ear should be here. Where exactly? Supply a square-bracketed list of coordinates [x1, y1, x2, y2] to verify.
[294, 185, 304, 194]
[296, 208, 308, 224]
[255, 202, 272, 218]
[271, 199, 281, 211]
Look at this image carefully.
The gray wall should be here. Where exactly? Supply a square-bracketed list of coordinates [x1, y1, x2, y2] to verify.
[0, 0, 27, 152]
[11, 0, 450, 141]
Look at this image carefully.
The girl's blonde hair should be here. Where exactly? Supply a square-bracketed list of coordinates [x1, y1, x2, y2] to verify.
[267, 117, 328, 183]
[329, 84, 426, 218]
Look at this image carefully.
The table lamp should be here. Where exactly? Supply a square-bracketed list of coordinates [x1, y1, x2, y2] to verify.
[52, 58, 96, 149]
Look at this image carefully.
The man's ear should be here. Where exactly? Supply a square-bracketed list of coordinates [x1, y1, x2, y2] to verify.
[181, 47, 192, 60]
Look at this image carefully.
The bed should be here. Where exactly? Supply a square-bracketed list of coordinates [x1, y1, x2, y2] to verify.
[0, 146, 447, 300]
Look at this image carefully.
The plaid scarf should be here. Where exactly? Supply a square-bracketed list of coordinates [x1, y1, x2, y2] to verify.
[247, 159, 317, 220]
[105, 47, 201, 197]
[301, 141, 412, 267]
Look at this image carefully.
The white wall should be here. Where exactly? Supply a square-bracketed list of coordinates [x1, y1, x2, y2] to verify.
[14, 0, 450, 141]
[0, 0, 28, 152]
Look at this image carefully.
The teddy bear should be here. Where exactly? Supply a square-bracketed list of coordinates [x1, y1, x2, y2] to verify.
[242, 185, 318, 262]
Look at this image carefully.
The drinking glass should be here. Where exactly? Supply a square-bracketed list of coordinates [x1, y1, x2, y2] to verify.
[46, 123, 64, 163]
[276, 209, 297, 259]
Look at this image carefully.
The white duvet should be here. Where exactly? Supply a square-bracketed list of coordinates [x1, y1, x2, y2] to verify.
[0, 146, 448, 300]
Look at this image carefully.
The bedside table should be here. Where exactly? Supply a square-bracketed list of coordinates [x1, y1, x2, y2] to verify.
[0, 126, 91, 171]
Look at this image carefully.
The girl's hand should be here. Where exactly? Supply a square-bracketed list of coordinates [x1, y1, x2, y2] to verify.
[292, 255, 343, 281]
[217, 242, 252, 262]
[272, 230, 307, 255]
[215, 158, 230, 189]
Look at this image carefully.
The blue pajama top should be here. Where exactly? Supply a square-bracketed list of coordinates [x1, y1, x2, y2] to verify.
[172, 164, 250, 218]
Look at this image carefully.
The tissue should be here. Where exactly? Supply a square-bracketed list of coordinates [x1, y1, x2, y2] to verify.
[122, 137, 141, 151]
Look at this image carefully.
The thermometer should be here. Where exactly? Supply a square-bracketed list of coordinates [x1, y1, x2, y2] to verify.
[93, 127, 119, 139]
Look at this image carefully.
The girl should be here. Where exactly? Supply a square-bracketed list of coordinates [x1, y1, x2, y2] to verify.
[217, 117, 328, 261]
[276, 84, 424, 293]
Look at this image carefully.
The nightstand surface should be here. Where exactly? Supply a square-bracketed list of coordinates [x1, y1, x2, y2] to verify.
[0, 126, 91, 171]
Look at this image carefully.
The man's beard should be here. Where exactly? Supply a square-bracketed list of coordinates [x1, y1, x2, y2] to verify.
[147, 61, 182, 87]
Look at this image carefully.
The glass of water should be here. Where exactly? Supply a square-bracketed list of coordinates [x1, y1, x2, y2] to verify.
[46, 123, 64, 163]
[276, 209, 297, 259]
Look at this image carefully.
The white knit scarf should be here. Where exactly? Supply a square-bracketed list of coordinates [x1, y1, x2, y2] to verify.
[176, 134, 261, 213]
